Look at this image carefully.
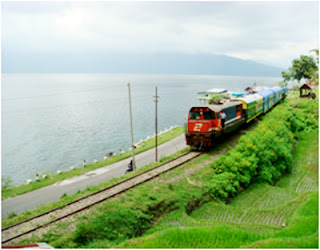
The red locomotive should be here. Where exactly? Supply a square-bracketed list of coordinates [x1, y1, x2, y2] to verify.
[186, 101, 245, 149]
[186, 86, 287, 149]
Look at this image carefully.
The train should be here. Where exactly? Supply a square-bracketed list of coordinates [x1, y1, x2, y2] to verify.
[186, 86, 287, 149]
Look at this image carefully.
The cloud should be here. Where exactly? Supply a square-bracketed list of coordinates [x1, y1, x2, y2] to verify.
[2, 1, 319, 68]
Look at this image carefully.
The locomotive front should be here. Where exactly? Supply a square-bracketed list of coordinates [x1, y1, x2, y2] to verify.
[186, 106, 221, 148]
[186, 102, 244, 149]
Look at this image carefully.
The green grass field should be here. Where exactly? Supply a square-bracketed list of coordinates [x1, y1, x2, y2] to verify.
[116, 131, 318, 248]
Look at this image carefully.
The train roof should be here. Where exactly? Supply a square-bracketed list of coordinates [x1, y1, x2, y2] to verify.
[191, 100, 242, 112]
[237, 93, 263, 104]
[269, 86, 283, 93]
[257, 89, 274, 98]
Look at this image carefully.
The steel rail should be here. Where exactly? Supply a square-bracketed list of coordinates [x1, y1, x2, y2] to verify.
[2, 151, 201, 244]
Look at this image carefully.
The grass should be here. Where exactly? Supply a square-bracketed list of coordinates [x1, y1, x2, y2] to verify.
[2, 146, 190, 229]
[15, 129, 241, 248]
[2, 126, 186, 199]
[114, 130, 318, 248]
[10, 92, 319, 248]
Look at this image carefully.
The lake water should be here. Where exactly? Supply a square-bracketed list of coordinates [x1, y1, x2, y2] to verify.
[2, 74, 282, 185]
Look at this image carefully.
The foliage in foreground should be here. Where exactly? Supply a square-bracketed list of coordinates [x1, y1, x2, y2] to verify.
[115, 128, 318, 248]
[118, 191, 318, 248]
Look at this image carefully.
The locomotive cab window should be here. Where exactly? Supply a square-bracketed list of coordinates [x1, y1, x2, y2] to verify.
[203, 111, 215, 120]
[189, 111, 201, 120]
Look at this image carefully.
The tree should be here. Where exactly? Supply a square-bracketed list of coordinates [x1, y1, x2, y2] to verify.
[282, 52, 318, 84]
[309, 49, 319, 85]
[290, 55, 317, 82]
[281, 71, 292, 83]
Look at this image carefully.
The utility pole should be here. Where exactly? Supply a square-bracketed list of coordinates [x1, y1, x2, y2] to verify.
[153, 86, 159, 161]
[128, 83, 136, 170]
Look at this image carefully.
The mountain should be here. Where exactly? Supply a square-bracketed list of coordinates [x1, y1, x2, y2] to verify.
[2, 51, 284, 77]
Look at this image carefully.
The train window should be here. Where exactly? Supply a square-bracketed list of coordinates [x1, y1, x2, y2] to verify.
[189, 111, 201, 120]
[203, 111, 215, 119]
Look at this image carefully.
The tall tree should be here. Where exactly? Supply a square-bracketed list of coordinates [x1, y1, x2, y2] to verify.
[289, 55, 317, 82]
[282, 52, 318, 84]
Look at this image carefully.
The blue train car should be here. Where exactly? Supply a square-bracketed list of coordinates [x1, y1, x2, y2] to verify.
[257, 89, 275, 113]
[280, 86, 287, 98]
[270, 86, 283, 104]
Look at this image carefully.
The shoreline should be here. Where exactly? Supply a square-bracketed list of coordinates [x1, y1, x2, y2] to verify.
[2, 126, 186, 200]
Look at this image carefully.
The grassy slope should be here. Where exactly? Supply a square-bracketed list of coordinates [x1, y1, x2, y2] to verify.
[2, 126, 185, 199]
[116, 131, 318, 248]
[13, 93, 318, 248]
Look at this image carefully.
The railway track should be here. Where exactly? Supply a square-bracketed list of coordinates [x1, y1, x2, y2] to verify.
[2, 151, 201, 245]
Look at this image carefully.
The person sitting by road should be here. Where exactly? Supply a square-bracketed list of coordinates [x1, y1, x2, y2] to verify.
[128, 160, 133, 171]
[220, 111, 227, 128]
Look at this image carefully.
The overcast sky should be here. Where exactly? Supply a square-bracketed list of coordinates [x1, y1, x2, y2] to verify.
[2, 1, 319, 70]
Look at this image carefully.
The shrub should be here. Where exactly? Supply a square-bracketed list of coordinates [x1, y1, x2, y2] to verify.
[73, 207, 151, 246]
[208, 96, 316, 200]
[207, 172, 239, 200]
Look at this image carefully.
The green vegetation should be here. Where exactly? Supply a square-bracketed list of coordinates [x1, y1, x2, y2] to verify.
[207, 94, 228, 104]
[2, 176, 13, 192]
[2, 126, 185, 199]
[2, 147, 190, 229]
[282, 49, 319, 85]
[14, 92, 318, 248]
[115, 129, 318, 248]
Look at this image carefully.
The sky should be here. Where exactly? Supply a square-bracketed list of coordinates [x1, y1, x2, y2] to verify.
[1, 0, 319, 71]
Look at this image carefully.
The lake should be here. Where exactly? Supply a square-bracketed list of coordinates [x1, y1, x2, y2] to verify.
[2, 73, 282, 185]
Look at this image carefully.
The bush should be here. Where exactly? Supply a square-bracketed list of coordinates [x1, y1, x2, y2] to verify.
[208, 96, 317, 200]
[207, 172, 239, 200]
[73, 207, 151, 246]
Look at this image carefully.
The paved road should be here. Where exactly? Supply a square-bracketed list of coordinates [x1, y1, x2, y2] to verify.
[2, 134, 187, 218]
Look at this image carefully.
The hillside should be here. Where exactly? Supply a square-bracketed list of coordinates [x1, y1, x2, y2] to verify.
[9, 92, 318, 248]
[118, 132, 318, 248]
[2, 51, 284, 77]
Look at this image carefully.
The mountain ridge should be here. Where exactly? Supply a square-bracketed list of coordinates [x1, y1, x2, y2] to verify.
[2, 51, 284, 77]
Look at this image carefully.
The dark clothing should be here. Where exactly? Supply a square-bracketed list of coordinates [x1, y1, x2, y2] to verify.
[222, 119, 225, 128]
[128, 160, 133, 171]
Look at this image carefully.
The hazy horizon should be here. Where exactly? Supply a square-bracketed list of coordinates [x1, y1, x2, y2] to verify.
[2, 1, 318, 74]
